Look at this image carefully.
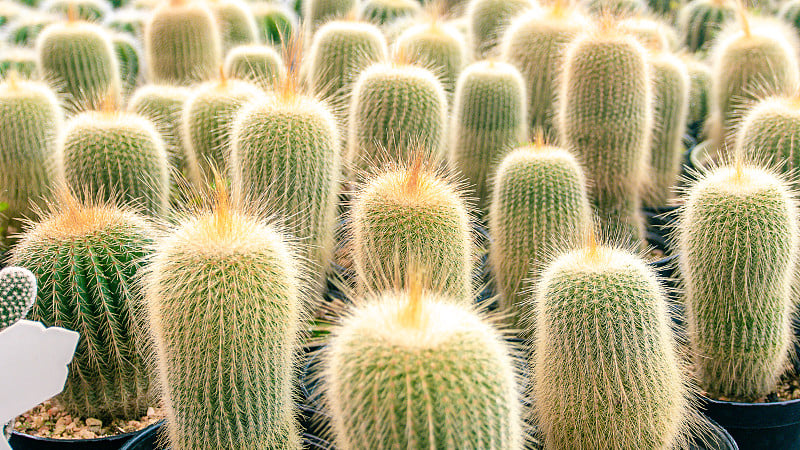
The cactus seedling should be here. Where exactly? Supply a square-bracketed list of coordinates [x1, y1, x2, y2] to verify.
[678, 0, 735, 53]
[466, 0, 532, 59]
[0, 267, 37, 331]
[224, 44, 287, 90]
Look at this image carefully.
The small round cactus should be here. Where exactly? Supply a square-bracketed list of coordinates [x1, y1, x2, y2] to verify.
[735, 95, 800, 183]
[466, 0, 532, 59]
[358, 0, 420, 26]
[322, 287, 522, 449]
[303, 0, 357, 36]
[678, 163, 799, 400]
[0, 266, 37, 331]
[250, 2, 295, 45]
[394, 21, 467, 101]
[208, 0, 258, 54]
[223, 44, 286, 90]
[677, 0, 735, 53]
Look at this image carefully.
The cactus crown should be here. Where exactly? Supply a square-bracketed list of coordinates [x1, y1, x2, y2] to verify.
[0, 266, 37, 330]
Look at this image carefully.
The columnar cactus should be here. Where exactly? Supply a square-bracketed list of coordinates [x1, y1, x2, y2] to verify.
[678, 163, 799, 400]
[36, 19, 121, 111]
[557, 24, 652, 248]
[394, 21, 467, 100]
[534, 240, 691, 449]
[303, 0, 357, 36]
[500, 5, 589, 138]
[349, 160, 473, 298]
[144, 188, 302, 449]
[684, 56, 711, 134]
[347, 62, 447, 168]
[489, 143, 590, 327]
[449, 60, 527, 211]
[735, 96, 800, 183]
[144, 0, 222, 85]
[181, 76, 265, 181]
[250, 2, 295, 45]
[111, 32, 140, 96]
[0, 267, 36, 331]
[224, 44, 286, 89]
[358, 0, 420, 26]
[322, 287, 522, 449]
[208, 0, 258, 54]
[0, 76, 62, 225]
[466, 0, 532, 59]
[59, 109, 170, 216]
[643, 52, 690, 208]
[10, 198, 156, 419]
[677, 0, 735, 53]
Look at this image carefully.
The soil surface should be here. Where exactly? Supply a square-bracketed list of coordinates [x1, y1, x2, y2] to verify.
[705, 370, 800, 403]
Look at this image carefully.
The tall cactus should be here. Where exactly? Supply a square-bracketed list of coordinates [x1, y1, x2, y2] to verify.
[678, 0, 735, 53]
[208, 0, 258, 54]
[466, 0, 531, 59]
[10, 197, 156, 419]
[534, 238, 691, 449]
[449, 60, 526, 211]
[223, 44, 286, 90]
[0, 266, 36, 331]
[678, 163, 799, 400]
[394, 21, 467, 101]
[143, 187, 302, 449]
[322, 287, 522, 449]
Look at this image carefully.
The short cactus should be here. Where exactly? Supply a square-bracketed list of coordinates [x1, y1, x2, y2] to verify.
[143, 187, 302, 449]
[349, 159, 473, 299]
[677, 0, 735, 53]
[208, 0, 258, 54]
[466, 0, 532, 59]
[394, 21, 467, 100]
[448, 60, 527, 211]
[10, 197, 156, 419]
[4, 13, 58, 47]
[303, 0, 357, 36]
[59, 108, 170, 216]
[144, 0, 222, 85]
[36, 19, 121, 111]
[111, 32, 141, 96]
[557, 25, 652, 247]
[0, 267, 37, 331]
[678, 163, 799, 400]
[358, 0, 420, 26]
[488, 143, 590, 327]
[684, 56, 711, 134]
[223, 44, 286, 89]
[250, 2, 295, 45]
[322, 287, 522, 449]
[0, 47, 39, 78]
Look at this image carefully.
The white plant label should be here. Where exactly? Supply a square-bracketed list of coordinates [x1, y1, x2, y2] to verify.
[0, 320, 79, 450]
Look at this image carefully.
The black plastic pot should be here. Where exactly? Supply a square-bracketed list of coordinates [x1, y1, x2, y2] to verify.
[9, 421, 162, 450]
[698, 395, 800, 450]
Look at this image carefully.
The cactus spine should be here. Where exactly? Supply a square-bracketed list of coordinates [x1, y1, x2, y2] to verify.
[224, 44, 286, 90]
[678, 163, 799, 400]
[557, 25, 651, 248]
[10, 198, 156, 419]
[323, 287, 522, 449]
[678, 0, 735, 53]
[735, 95, 800, 183]
[534, 239, 691, 449]
[489, 143, 590, 327]
[208, 0, 258, 54]
[449, 60, 527, 211]
[0, 267, 36, 331]
[466, 0, 531, 59]
[394, 21, 467, 101]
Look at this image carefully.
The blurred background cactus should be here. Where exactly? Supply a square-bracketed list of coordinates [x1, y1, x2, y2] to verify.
[678, 0, 735, 53]
[223, 44, 286, 89]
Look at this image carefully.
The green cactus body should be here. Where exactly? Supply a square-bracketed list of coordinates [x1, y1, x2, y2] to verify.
[182, 78, 265, 181]
[0, 77, 62, 224]
[466, 0, 531, 59]
[500, 6, 589, 139]
[4, 13, 57, 47]
[350, 163, 472, 298]
[0, 47, 38, 79]
[449, 60, 526, 211]
[618, 17, 670, 50]
[250, 2, 295, 46]
[42, 0, 111, 22]
[224, 44, 286, 90]
[209, 0, 258, 54]
[144, 0, 222, 86]
[36, 21, 121, 112]
[394, 22, 467, 101]
[59, 111, 170, 216]
[347, 63, 447, 168]
[105, 8, 149, 39]
[557, 28, 651, 247]
[307, 21, 387, 127]
[358, 0, 420, 26]
[144, 200, 301, 449]
[488, 144, 590, 327]
[323, 289, 522, 449]
[111, 32, 141, 97]
[230, 93, 340, 292]
[643, 52, 690, 208]
[534, 243, 689, 449]
[678, 164, 798, 400]
[10, 202, 156, 419]
[710, 18, 800, 152]
[685, 56, 711, 133]
[678, 0, 735, 53]
[303, 0, 357, 36]
[0, 266, 36, 331]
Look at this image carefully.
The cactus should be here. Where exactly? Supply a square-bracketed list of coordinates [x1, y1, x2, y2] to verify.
[105, 8, 149, 39]
[224, 44, 286, 89]
[466, 0, 532, 59]
[303, 0, 357, 36]
[709, 15, 800, 153]
[322, 287, 522, 449]
[250, 2, 295, 45]
[0, 47, 37, 79]
[307, 20, 387, 126]
[144, 0, 222, 86]
[0, 267, 36, 331]
[9, 197, 156, 419]
[394, 21, 467, 101]
[0, 76, 62, 227]
[111, 32, 141, 97]
[4, 13, 58, 47]
[182, 76, 265, 181]
[358, 0, 420, 26]
[781, 0, 800, 36]
[533, 239, 691, 449]
[618, 17, 670, 50]
[208, 0, 258, 54]
[449, 60, 527, 211]
[0, 1, 26, 28]
[349, 159, 473, 298]
[677, 0, 735, 53]
[36, 20, 121, 112]
[59, 109, 170, 217]
[557, 25, 652, 248]
[347, 62, 447, 168]
[500, 5, 589, 139]
[643, 52, 690, 208]
[582, 0, 648, 16]
[143, 186, 302, 449]
[41, 0, 111, 22]
[488, 143, 590, 327]
[677, 163, 799, 400]
[684, 56, 711, 135]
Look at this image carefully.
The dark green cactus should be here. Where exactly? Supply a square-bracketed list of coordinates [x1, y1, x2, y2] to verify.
[0, 266, 37, 331]
[250, 2, 295, 46]
[111, 32, 141, 97]
[209, 0, 258, 54]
